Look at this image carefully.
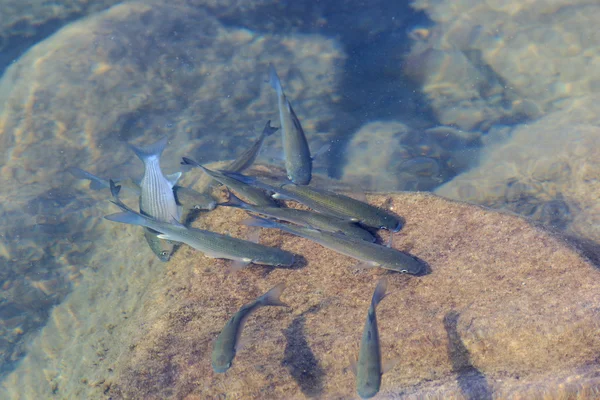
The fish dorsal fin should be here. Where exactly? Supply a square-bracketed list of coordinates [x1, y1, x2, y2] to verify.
[166, 172, 182, 187]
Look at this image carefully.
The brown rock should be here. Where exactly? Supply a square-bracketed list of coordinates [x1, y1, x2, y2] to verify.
[103, 190, 600, 399]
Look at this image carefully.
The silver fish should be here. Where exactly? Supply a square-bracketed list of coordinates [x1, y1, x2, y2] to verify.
[105, 190, 295, 268]
[67, 167, 140, 194]
[221, 172, 404, 231]
[246, 217, 424, 274]
[129, 137, 181, 222]
[227, 120, 278, 173]
[222, 192, 376, 242]
[212, 283, 288, 373]
[187, 121, 279, 196]
[129, 137, 181, 261]
[68, 167, 213, 211]
[181, 158, 277, 207]
[269, 65, 312, 185]
[353, 278, 387, 399]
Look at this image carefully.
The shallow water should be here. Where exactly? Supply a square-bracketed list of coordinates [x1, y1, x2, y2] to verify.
[0, 0, 599, 398]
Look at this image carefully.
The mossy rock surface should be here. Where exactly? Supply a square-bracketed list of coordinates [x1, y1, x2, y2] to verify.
[107, 187, 600, 399]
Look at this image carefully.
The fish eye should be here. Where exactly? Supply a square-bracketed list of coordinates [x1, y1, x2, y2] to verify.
[401, 269, 408, 274]
[194, 205, 201, 210]
[160, 251, 169, 257]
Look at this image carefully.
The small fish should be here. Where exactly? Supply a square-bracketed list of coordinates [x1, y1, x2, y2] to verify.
[105, 186, 295, 268]
[269, 64, 312, 185]
[222, 192, 376, 242]
[352, 278, 388, 399]
[129, 137, 181, 222]
[129, 137, 181, 261]
[221, 172, 404, 231]
[227, 120, 279, 173]
[186, 121, 279, 196]
[212, 283, 288, 373]
[245, 217, 424, 274]
[67, 167, 140, 194]
[181, 157, 277, 207]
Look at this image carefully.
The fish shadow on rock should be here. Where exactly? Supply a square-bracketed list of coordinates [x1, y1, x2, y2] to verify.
[443, 311, 492, 400]
[282, 314, 324, 398]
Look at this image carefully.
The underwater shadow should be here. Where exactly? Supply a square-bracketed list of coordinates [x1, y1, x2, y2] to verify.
[443, 311, 492, 400]
[282, 314, 324, 398]
[562, 233, 600, 271]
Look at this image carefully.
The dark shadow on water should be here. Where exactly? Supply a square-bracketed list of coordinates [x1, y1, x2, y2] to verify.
[443, 311, 492, 400]
[282, 314, 324, 398]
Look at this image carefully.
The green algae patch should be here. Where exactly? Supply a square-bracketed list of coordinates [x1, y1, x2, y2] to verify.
[107, 190, 600, 399]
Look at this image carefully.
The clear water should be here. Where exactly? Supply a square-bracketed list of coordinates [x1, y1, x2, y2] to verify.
[0, 0, 598, 398]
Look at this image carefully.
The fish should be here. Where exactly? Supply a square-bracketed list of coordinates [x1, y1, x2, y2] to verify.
[352, 278, 388, 399]
[212, 283, 288, 373]
[68, 167, 215, 211]
[227, 120, 279, 173]
[244, 217, 424, 274]
[222, 192, 376, 242]
[105, 185, 295, 268]
[129, 137, 181, 261]
[186, 121, 279, 196]
[181, 157, 277, 207]
[269, 64, 312, 185]
[67, 167, 140, 194]
[221, 172, 404, 231]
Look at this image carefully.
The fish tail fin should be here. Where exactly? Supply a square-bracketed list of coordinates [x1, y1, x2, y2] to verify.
[262, 120, 278, 137]
[371, 278, 388, 307]
[260, 283, 288, 307]
[268, 64, 283, 97]
[109, 179, 121, 200]
[129, 137, 169, 163]
[181, 157, 201, 168]
[221, 192, 250, 210]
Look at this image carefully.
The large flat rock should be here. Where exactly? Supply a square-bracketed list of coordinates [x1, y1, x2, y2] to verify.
[90, 189, 600, 399]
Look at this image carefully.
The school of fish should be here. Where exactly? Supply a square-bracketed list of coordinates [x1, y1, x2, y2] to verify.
[72, 65, 429, 398]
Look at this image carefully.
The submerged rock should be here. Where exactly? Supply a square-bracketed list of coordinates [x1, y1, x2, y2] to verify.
[0, 0, 343, 382]
[436, 94, 600, 245]
[107, 190, 600, 399]
[341, 121, 479, 192]
[407, 1, 600, 130]
[7, 169, 597, 398]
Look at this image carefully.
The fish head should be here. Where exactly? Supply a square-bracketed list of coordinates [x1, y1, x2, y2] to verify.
[158, 249, 172, 262]
[212, 354, 232, 373]
[357, 377, 381, 399]
[144, 229, 174, 262]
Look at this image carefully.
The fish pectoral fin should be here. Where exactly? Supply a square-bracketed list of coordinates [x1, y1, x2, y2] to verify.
[156, 234, 172, 240]
[245, 227, 261, 244]
[348, 356, 358, 376]
[230, 259, 252, 271]
[382, 358, 399, 374]
[311, 143, 331, 160]
[352, 261, 378, 270]
[235, 334, 252, 353]
[166, 172, 182, 187]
